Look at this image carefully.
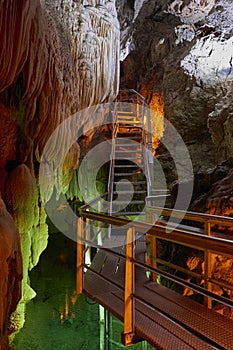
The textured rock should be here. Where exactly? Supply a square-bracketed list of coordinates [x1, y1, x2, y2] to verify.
[119, 0, 233, 176]
[208, 81, 233, 162]
[0, 199, 22, 350]
[0, 0, 120, 340]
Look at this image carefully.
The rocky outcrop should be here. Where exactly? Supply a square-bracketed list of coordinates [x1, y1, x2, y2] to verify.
[119, 0, 233, 175]
[0, 199, 22, 350]
[208, 80, 233, 162]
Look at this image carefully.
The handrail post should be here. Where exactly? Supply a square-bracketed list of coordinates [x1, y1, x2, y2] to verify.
[151, 235, 157, 282]
[76, 217, 84, 295]
[204, 221, 212, 309]
[146, 211, 157, 281]
[122, 227, 136, 346]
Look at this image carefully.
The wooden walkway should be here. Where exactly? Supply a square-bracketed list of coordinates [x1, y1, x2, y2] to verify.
[83, 242, 233, 349]
[76, 90, 233, 349]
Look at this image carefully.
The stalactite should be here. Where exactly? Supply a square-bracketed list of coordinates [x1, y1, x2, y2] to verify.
[0, 0, 120, 340]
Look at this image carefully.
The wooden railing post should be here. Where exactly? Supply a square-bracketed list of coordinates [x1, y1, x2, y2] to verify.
[76, 217, 84, 295]
[122, 227, 136, 346]
[204, 221, 212, 309]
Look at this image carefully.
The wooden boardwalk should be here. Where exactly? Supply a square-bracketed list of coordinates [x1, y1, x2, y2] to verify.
[76, 90, 233, 349]
[83, 239, 233, 350]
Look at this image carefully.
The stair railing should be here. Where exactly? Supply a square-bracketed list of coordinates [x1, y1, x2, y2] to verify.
[142, 105, 152, 199]
[107, 104, 118, 215]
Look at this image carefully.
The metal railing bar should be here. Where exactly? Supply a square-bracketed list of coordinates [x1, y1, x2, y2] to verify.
[146, 205, 233, 226]
[117, 89, 145, 104]
[80, 192, 108, 210]
[133, 258, 233, 309]
[80, 210, 233, 258]
[154, 257, 203, 280]
[155, 257, 233, 293]
[84, 238, 233, 296]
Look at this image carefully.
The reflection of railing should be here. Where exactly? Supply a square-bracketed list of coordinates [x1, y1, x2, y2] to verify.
[76, 197, 233, 347]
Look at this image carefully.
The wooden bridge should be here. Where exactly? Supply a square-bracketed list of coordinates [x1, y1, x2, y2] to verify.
[75, 90, 233, 349]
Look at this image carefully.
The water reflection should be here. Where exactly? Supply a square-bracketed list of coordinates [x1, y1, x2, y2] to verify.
[12, 232, 152, 349]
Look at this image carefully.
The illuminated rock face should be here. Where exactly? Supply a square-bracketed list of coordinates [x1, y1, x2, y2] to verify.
[119, 0, 233, 174]
[0, 199, 22, 349]
[0, 0, 119, 340]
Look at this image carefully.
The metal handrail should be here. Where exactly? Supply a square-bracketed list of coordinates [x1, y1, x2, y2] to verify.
[107, 105, 118, 217]
[80, 192, 108, 211]
[116, 89, 145, 104]
[77, 208, 233, 346]
[79, 209, 233, 258]
[146, 205, 233, 226]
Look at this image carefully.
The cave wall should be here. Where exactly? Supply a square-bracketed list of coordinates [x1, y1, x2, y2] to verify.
[117, 0, 233, 301]
[0, 0, 119, 342]
[1, 0, 233, 341]
[119, 0, 233, 174]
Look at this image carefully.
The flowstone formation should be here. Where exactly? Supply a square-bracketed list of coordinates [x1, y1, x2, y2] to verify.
[0, 199, 22, 349]
[0, 0, 119, 343]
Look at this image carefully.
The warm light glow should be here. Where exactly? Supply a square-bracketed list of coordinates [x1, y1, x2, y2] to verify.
[58, 290, 79, 324]
[65, 290, 69, 320]
[138, 83, 165, 152]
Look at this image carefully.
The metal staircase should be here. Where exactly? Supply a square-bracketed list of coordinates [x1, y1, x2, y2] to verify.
[108, 90, 151, 218]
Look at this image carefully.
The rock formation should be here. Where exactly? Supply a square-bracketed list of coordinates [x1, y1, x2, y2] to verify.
[0, 199, 22, 349]
[1, 0, 233, 342]
[0, 0, 119, 342]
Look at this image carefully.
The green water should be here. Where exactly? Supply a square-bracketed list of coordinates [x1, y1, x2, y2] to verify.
[12, 232, 154, 350]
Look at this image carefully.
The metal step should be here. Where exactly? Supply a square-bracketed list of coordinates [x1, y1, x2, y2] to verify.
[116, 157, 143, 161]
[113, 190, 146, 194]
[113, 200, 145, 205]
[116, 140, 142, 144]
[117, 136, 142, 141]
[118, 121, 142, 125]
[114, 172, 143, 176]
[112, 211, 146, 216]
[114, 165, 141, 168]
[117, 117, 140, 121]
[113, 181, 146, 185]
[116, 111, 135, 115]
[117, 134, 142, 138]
[115, 149, 142, 153]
